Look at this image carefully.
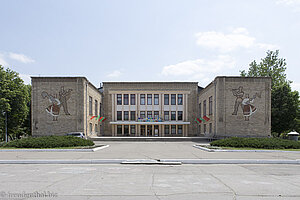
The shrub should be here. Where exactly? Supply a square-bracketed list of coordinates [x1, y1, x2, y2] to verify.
[1, 136, 94, 148]
[210, 137, 300, 149]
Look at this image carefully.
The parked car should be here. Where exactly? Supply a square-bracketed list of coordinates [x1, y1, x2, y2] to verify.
[65, 132, 85, 139]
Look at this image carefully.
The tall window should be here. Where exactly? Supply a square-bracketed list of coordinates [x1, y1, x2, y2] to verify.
[171, 111, 176, 121]
[124, 111, 129, 120]
[178, 111, 183, 121]
[164, 94, 169, 105]
[130, 125, 136, 136]
[140, 111, 145, 118]
[95, 100, 98, 116]
[154, 111, 159, 119]
[199, 103, 201, 117]
[140, 94, 145, 105]
[164, 111, 169, 121]
[178, 125, 183, 135]
[204, 124, 207, 133]
[99, 103, 102, 117]
[209, 96, 213, 115]
[89, 123, 92, 134]
[95, 124, 98, 133]
[124, 94, 129, 105]
[124, 125, 129, 136]
[209, 123, 212, 133]
[147, 94, 152, 105]
[171, 125, 176, 134]
[154, 94, 159, 105]
[130, 111, 136, 121]
[203, 100, 206, 117]
[117, 125, 122, 135]
[117, 94, 122, 105]
[130, 94, 135, 105]
[89, 96, 93, 115]
[147, 111, 152, 118]
[178, 94, 183, 105]
[171, 94, 176, 105]
[117, 111, 122, 121]
[165, 125, 170, 135]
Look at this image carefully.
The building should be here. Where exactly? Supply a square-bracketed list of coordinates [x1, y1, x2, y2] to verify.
[31, 76, 271, 138]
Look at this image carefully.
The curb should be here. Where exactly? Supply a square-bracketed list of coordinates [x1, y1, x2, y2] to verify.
[0, 159, 299, 165]
[0, 145, 109, 152]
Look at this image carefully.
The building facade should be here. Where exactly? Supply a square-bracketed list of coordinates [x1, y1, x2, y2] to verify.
[31, 76, 271, 138]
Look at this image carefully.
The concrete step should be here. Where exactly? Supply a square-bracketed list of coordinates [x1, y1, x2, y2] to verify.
[89, 136, 210, 142]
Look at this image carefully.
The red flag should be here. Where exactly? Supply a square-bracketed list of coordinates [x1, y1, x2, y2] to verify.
[203, 116, 210, 121]
[196, 118, 202, 123]
[90, 116, 96, 120]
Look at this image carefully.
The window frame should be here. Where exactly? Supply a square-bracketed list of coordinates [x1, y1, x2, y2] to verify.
[164, 111, 169, 121]
[117, 94, 122, 105]
[130, 111, 136, 121]
[154, 94, 159, 105]
[124, 111, 129, 121]
[171, 94, 176, 105]
[147, 94, 152, 105]
[171, 111, 176, 121]
[178, 94, 183, 105]
[89, 96, 93, 115]
[178, 111, 183, 121]
[140, 94, 145, 105]
[117, 111, 122, 121]
[130, 94, 136, 105]
[124, 94, 129, 105]
[147, 111, 152, 118]
[164, 94, 169, 105]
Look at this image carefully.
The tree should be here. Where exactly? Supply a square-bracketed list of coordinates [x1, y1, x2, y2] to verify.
[240, 50, 299, 135]
[0, 66, 31, 141]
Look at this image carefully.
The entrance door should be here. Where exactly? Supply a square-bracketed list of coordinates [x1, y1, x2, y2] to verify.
[154, 125, 159, 137]
[147, 125, 152, 137]
[141, 125, 146, 136]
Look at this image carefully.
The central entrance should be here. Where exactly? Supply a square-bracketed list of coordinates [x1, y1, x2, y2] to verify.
[147, 125, 152, 137]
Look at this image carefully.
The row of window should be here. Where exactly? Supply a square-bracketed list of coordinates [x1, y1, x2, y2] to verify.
[116, 111, 183, 121]
[117, 94, 183, 105]
[116, 125, 183, 136]
[199, 96, 213, 117]
[89, 96, 102, 116]
[199, 123, 212, 134]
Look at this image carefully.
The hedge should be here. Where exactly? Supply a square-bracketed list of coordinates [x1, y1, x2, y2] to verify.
[210, 137, 300, 149]
[0, 136, 94, 148]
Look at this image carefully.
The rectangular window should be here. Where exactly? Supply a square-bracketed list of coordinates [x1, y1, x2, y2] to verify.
[165, 125, 170, 135]
[164, 111, 169, 121]
[171, 111, 176, 121]
[124, 125, 129, 136]
[203, 100, 206, 117]
[130, 125, 136, 136]
[99, 103, 102, 117]
[154, 94, 159, 105]
[178, 111, 183, 121]
[124, 94, 129, 105]
[171, 125, 176, 134]
[130, 111, 136, 121]
[164, 94, 169, 105]
[95, 100, 98, 116]
[117, 111, 122, 121]
[117, 125, 122, 135]
[154, 111, 159, 119]
[178, 125, 183, 135]
[124, 111, 129, 120]
[147, 111, 152, 118]
[140, 111, 145, 118]
[147, 94, 152, 105]
[209, 96, 213, 115]
[95, 124, 98, 133]
[117, 94, 122, 105]
[199, 103, 201, 118]
[209, 123, 212, 134]
[141, 125, 146, 136]
[89, 123, 92, 134]
[204, 124, 207, 133]
[130, 94, 136, 105]
[140, 94, 145, 105]
[178, 94, 183, 105]
[171, 94, 176, 105]
[89, 96, 93, 115]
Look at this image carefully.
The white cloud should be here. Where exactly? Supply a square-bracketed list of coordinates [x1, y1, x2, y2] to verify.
[19, 74, 31, 85]
[195, 27, 278, 52]
[9, 52, 35, 63]
[291, 82, 300, 92]
[107, 70, 122, 78]
[277, 0, 300, 11]
[0, 54, 8, 66]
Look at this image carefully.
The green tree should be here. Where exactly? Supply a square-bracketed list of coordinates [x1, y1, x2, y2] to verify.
[240, 50, 299, 135]
[0, 66, 31, 141]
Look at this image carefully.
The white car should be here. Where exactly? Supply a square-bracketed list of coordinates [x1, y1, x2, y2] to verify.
[65, 132, 85, 139]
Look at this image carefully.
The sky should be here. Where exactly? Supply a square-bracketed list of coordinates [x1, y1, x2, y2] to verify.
[0, 0, 299, 91]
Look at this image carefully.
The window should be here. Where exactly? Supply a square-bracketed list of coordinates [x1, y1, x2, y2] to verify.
[130, 111, 136, 121]
[178, 125, 183, 135]
[171, 94, 176, 105]
[199, 103, 201, 117]
[209, 123, 212, 134]
[117, 94, 122, 105]
[130, 125, 136, 136]
[164, 94, 169, 105]
[89, 123, 92, 134]
[124, 125, 129, 136]
[124, 111, 129, 120]
[147, 94, 152, 105]
[164, 111, 169, 121]
[130, 94, 135, 105]
[140, 111, 145, 118]
[203, 100, 206, 117]
[171, 111, 176, 121]
[165, 125, 170, 135]
[117, 111, 122, 121]
[99, 103, 102, 117]
[140, 94, 145, 105]
[178, 111, 183, 121]
[147, 111, 152, 118]
[124, 94, 129, 105]
[209, 96, 213, 115]
[154, 94, 159, 105]
[117, 125, 122, 135]
[154, 111, 159, 119]
[171, 125, 176, 134]
[204, 124, 207, 133]
[95, 124, 98, 133]
[141, 125, 146, 136]
[95, 100, 98, 116]
[89, 96, 93, 115]
[178, 94, 183, 105]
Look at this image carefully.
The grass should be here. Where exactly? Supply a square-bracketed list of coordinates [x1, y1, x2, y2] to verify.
[216, 146, 300, 151]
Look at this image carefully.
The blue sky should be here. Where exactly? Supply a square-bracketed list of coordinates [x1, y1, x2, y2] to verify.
[0, 0, 299, 91]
